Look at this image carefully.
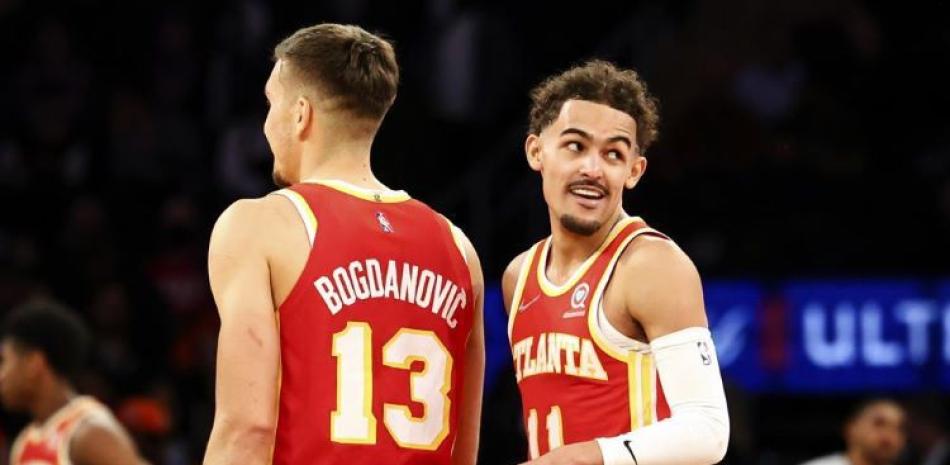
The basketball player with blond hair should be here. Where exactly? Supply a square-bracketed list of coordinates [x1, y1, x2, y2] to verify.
[203, 24, 484, 465]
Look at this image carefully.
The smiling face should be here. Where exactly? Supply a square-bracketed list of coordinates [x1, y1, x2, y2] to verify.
[526, 99, 646, 237]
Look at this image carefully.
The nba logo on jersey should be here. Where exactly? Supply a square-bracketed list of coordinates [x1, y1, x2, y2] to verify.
[376, 211, 394, 233]
[697, 341, 712, 365]
[570, 282, 590, 310]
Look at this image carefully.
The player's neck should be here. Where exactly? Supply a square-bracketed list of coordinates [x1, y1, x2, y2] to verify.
[298, 139, 388, 191]
[31, 382, 77, 424]
[547, 212, 624, 278]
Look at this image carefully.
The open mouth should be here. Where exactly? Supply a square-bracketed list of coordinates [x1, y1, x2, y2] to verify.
[567, 183, 607, 210]
[569, 185, 606, 200]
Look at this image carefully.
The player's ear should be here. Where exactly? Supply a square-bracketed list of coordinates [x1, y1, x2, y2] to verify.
[294, 95, 313, 139]
[525, 134, 543, 172]
[624, 153, 647, 189]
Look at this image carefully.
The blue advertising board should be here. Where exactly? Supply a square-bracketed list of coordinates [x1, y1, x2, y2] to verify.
[483, 278, 950, 393]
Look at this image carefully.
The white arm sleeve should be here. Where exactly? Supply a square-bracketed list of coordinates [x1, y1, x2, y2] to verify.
[596, 327, 730, 465]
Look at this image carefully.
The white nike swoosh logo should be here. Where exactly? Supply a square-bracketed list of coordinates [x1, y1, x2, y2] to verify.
[518, 295, 540, 312]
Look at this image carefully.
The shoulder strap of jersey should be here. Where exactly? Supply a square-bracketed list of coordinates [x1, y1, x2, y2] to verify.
[9, 425, 32, 463]
[507, 240, 545, 340]
[306, 179, 411, 203]
[272, 188, 318, 247]
[439, 214, 470, 266]
[598, 216, 667, 258]
[587, 218, 670, 362]
[56, 397, 114, 465]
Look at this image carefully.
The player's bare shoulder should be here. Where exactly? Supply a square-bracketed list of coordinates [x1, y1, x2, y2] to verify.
[69, 414, 145, 465]
[210, 194, 306, 260]
[209, 193, 312, 305]
[619, 233, 696, 275]
[613, 231, 707, 336]
[502, 249, 533, 314]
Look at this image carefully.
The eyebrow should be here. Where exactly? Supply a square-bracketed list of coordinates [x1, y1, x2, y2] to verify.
[560, 128, 633, 149]
[607, 135, 633, 149]
[560, 128, 592, 140]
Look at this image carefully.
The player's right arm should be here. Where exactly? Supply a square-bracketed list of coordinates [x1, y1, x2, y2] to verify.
[203, 199, 281, 465]
[501, 250, 531, 315]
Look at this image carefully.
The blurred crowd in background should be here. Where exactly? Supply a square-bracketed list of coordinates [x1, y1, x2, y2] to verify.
[0, 0, 948, 464]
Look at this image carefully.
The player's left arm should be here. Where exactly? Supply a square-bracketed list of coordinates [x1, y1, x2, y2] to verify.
[599, 237, 728, 465]
[448, 226, 485, 465]
[70, 418, 149, 465]
[521, 236, 729, 465]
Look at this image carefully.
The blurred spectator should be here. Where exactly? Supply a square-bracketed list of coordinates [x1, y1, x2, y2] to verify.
[905, 396, 950, 465]
[800, 398, 907, 465]
[116, 390, 189, 465]
[10, 18, 93, 189]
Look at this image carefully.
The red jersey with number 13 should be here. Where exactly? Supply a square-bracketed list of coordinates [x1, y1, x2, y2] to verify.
[272, 181, 474, 465]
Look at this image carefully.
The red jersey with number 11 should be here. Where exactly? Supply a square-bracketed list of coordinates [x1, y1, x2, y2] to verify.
[271, 181, 474, 465]
[508, 217, 671, 459]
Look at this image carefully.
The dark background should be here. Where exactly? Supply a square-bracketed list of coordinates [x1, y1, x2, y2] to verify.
[1, 0, 948, 464]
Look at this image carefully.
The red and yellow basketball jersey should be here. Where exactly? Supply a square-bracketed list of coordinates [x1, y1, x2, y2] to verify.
[271, 180, 474, 465]
[508, 217, 671, 459]
[10, 396, 114, 465]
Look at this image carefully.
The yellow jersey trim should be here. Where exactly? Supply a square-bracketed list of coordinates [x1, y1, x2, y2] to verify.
[536, 217, 640, 297]
[440, 215, 469, 266]
[627, 352, 642, 430]
[507, 243, 540, 341]
[585, 227, 660, 362]
[306, 179, 411, 203]
[640, 353, 655, 426]
[274, 189, 318, 247]
[623, 351, 657, 431]
[269, 309, 282, 465]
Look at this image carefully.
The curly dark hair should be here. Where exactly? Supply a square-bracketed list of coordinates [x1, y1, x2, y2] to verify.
[528, 60, 660, 154]
[1, 300, 90, 381]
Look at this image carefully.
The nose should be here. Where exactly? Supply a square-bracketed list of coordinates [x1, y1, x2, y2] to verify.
[578, 151, 603, 179]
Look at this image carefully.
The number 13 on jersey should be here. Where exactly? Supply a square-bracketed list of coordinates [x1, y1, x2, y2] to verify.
[331, 322, 453, 450]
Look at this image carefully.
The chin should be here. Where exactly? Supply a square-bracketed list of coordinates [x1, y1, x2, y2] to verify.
[559, 214, 603, 236]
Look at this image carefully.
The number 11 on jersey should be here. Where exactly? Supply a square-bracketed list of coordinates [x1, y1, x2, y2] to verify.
[527, 406, 564, 458]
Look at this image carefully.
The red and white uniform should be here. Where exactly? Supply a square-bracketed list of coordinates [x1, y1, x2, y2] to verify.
[508, 217, 670, 459]
[10, 396, 114, 465]
[271, 180, 474, 465]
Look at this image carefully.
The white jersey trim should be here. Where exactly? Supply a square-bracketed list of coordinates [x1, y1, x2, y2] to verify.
[274, 189, 317, 247]
[586, 227, 664, 361]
